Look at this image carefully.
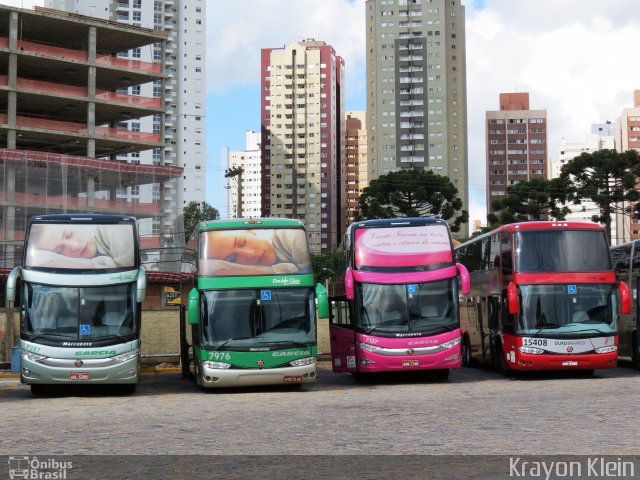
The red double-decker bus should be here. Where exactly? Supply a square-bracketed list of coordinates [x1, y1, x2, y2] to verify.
[455, 221, 630, 375]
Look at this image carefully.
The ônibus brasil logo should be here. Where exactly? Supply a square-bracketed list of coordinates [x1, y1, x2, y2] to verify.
[8, 456, 73, 479]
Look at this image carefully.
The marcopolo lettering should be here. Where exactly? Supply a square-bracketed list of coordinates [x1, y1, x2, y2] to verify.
[75, 350, 117, 356]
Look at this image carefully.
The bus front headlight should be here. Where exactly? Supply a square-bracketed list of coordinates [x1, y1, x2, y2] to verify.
[112, 349, 139, 363]
[439, 337, 462, 350]
[518, 346, 544, 355]
[203, 361, 231, 369]
[290, 357, 315, 367]
[595, 345, 617, 354]
[21, 351, 47, 362]
[358, 342, 383, 353]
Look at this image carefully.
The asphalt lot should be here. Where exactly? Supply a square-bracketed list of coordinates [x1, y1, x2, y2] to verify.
[1, 362, 639, 479]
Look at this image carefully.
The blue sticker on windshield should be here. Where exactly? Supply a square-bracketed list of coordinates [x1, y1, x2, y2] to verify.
[407, 284, 418, 295]
[567, 285, 577, 295]
[261, 290, 272, 301]
[80, 324, 91, 335]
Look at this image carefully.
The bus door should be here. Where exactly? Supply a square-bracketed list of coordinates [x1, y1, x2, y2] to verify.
[329, 295, 358, 373]
[478, 298, 490, 364]
[487, 296, 502, 367]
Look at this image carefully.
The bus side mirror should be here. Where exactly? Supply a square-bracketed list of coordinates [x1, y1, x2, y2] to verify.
[136, 267, 147, 303]
[345, 267, 354, 300]
[316, 283, 329, 319]
[6, 267, 20, 302]
[507, 282, 520, 315]
[457, 263, 470, 296]
[619, 281, 631, 315]
[187, 288, 200, 325]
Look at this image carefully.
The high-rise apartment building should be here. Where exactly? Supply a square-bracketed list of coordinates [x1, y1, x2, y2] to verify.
[261, 39, 345, 253]
[365, 0, 468, 234]
[615, 90, 640, 242]
[225, 130, 262, 219]
[45, 0, 206, 234]
[485, 92, 548, 213]
[345, 111, 368, 226]
[0, 5, 181, 271]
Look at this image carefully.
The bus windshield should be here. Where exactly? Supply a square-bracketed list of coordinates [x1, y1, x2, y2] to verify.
[200, 288, 316, 348]
[515, 230, 611, 272]
[23, 284, 137, 340]
[518, 283, 617, 335]
[357, 278, 458, 335]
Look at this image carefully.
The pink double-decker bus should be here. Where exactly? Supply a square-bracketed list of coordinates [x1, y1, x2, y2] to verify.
[329, 218, 470, 380]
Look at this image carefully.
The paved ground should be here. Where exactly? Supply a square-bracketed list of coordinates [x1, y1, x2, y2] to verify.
[2, 362, 640, 455]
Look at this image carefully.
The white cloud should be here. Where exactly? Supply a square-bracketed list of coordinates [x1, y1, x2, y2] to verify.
[466, 0, 640, 222]
[207, 0, 366, 105]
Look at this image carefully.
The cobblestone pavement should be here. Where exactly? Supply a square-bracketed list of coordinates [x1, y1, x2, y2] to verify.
[1, 362, 639, 461]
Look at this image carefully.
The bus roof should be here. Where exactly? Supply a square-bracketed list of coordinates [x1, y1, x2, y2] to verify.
[347, 217, 449, 230]
[29, 214, 137, 224]
[197, 217, 305, 231]
[458, 221, 604, 249]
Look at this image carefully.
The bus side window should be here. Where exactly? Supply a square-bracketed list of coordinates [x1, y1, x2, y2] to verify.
[501, 292, 515, 334]
[501, 233, 512, 275]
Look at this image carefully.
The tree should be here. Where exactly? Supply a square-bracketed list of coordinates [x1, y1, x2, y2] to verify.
[560, 149, 640, 240]
[356, 169, 469, 232]
[487, 177, 571, 228]
[311, 249, 346, 285]
[183, 201, 220, 242]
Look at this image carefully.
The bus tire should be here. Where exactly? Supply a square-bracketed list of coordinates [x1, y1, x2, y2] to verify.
[632, 333, 640, 370]
[432, 369, 450, 382]
[121, 384, 136, 394]
[497, 344, 511, 377]
[461, 336, 472, 367]
[30, 384, 46, 395]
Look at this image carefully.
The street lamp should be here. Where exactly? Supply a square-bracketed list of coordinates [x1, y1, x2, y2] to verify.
[322, 268, 335, 295]
[224, 165, 244, 218]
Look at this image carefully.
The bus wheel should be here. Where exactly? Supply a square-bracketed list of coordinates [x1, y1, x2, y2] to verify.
[497, 344, 511, 377]
[461, 337, 472, 367]
[30, 384, 46, 395]
[121, 384, 136, 394]
[632, 333, 640, 370]
[432, 369, 450, 382]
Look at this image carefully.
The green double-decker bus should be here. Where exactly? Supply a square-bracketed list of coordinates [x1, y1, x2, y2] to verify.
[180, 218, 328, 388]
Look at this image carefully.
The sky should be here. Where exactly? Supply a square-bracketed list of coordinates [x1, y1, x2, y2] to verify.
[4, 0, 640, 224]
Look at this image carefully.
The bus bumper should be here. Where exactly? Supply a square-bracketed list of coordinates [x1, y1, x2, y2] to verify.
[506, 350, 617, 371]
[20, 356, 139, 385]
[198, 362, 317, 388]
[355, 345, 462, 373]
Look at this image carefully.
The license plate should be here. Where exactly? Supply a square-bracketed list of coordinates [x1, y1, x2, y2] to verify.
[69, 372, 90, 380]
[402, 360, 419, 367]
[283, 375, 303, 383]
[562, 361, 578, 367]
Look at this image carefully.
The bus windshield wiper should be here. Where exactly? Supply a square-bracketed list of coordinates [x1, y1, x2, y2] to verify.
[420, 322, 456, 332]
[267, 340, 310, 348]
[29, 332, 76, 342]
[216, 337, 253, 350]
[532, 323, 561, 335]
